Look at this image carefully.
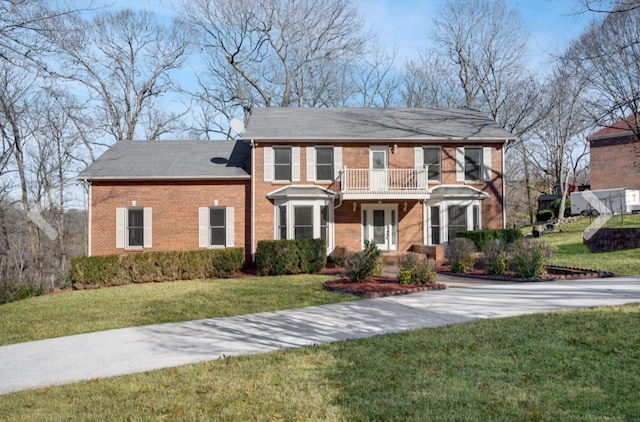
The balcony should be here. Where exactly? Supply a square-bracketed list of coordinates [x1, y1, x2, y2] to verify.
[339, 167, 429, 200]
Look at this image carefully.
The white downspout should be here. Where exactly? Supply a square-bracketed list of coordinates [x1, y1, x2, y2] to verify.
[251, 139, 256, 261]
[502, 140, 508, 228]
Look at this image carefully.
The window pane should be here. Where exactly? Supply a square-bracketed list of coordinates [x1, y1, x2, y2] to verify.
[448, 205, 467, 241]
[127, 209, 144, 247]
[209, 208, 225, 227]
[274, 148, 291, 164]
[210, 228, 225, 246]
[128, 228, 143, 247]
[316, 148, 333, 164]
[372, 151, 386, 169]
[274, 148, 292, 181]
[473, 205, 480, 231]
[320, 206, 328, 241]
[294, 206, 313, 239]
[316, 148, 333, 180]
[278, 205, 287, 239]
[424, 147, 441, 181]
[430, 206, 440, 245]
[465, 148, 481, 181]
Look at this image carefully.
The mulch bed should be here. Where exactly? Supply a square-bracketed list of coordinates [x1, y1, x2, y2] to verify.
[437, 265, 615, 282]
[323, 275, 446, 299]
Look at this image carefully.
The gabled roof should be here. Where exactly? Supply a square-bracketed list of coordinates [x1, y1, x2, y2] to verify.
[243, 107, 514, 142]
[77, 140, 251, 181]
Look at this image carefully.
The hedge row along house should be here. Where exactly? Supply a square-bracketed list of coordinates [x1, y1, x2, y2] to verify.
[78, 108, 515, 260]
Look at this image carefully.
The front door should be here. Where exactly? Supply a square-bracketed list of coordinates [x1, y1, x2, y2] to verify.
[370, 147, 388, 190]
[363, 205, 397, 251]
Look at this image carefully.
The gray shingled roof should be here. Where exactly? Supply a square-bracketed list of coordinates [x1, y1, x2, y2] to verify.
[243, 107, 514, 141]
[77, 140, 251, 180]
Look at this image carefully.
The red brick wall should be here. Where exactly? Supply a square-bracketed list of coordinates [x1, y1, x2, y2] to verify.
[253, 142, 505, 253]
[90, 180, 250, 258]
[590, 136, 640, 190]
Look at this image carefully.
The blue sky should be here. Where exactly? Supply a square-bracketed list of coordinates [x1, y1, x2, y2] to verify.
[85, 0, 593, 72]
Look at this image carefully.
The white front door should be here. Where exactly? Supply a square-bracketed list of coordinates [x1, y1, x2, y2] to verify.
[362, 204, 397, 251]
[370, 147, 388, 190]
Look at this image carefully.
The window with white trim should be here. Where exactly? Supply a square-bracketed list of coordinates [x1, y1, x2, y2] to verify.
[275, 200, 333, 250]
[116, 207, 152, 249]
[199, 206, 234, 247]
[423, 147, 441, 181]
[464, 147, 482, 182]
[315, 147, 334, 181]
[447, 205, 467, 241]
[456, 146, 493, 182]
[274, 147, 292, 181]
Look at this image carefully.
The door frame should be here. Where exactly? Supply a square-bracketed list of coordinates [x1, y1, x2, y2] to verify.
[361, 203, 398, 251]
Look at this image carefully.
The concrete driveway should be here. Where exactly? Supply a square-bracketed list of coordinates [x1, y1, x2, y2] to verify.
[1, 276, 640, 395]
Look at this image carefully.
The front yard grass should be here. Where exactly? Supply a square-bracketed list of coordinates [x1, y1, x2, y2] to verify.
[1, 304, 639, 421]
[0, 274, 356, 346]
[543, 214, 640, 276]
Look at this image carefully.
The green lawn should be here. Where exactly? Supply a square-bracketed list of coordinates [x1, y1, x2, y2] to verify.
[542, 214, 640, 275]
[1, 304, 639, 421]
[0, 274, 356, 346]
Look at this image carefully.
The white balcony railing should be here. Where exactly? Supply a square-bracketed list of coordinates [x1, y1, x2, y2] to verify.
[339, 167, 429, 198]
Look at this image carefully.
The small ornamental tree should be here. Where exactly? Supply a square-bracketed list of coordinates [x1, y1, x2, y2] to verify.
[344, 240, 382, 283]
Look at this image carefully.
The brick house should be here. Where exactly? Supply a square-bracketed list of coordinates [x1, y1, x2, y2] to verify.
[588, 117, 640, 190]
[79, 107, 514, 258]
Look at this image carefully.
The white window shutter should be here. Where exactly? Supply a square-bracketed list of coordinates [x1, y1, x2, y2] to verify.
[264, 146, 273, 181]
[306, 147, 316, 182]
[482, 147, 492, 182]
[456, 147, 465, 181]
[334, 146, 342, 180]
[115, 208, 125, 248]
[292, 147, 300, 181]
[415, 147, 426, 188]
[198, 207, 209, 247]
[143, 207, 152, 248]
[414, 147, 424, 168]
[226, 207, 235, 247]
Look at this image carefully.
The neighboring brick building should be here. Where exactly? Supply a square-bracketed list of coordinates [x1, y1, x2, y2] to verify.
[588, 118, 640, 190]
[79, 107, 514, 258]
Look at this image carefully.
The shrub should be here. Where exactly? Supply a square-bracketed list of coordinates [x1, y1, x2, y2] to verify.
[536, 209, 554, 222]
[482, 240, 508, 275]
[255, 239, 327, 276]
[447, 238, 476, 273]
[0, 283, 43, 304]
[296, 238, 327, 274]
[344, 240, 381, 283]
[457, 228, 523, 250]
[71, 248, 245, 288]
[255, 240, 299, 276]
[508, 239, 552, 278]
[551, 197, 571, 218]
[397, 253, 437, 285]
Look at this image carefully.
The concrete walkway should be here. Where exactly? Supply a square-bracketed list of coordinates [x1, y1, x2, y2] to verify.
[2, 276, 640, 395]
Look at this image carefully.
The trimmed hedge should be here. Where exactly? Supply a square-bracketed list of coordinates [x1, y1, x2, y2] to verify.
[456, 228, 523, 250]
[71, 248, 245, 289]
[255, 238, 326, 276]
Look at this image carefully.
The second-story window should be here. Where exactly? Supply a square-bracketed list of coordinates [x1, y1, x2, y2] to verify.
[464, 147, 482, 182]
[423, 147, 441, 181]
[315, 147, 334, 181]
[274, 147, 292, 181]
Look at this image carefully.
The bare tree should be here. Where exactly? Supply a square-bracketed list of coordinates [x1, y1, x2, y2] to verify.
[51, 9, 190, 142]
[578, 0, 640, 13]
[418, 0, 543, 144]
[564, 5, 640, 137]
[181, 0, 369, 136]
[402, 51, 462, 108]
[529, 66, 591, 218]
